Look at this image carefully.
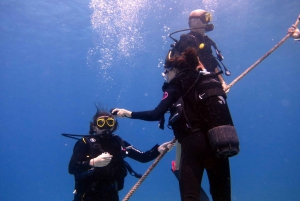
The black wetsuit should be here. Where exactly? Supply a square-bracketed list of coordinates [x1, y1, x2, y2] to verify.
[131, 70, 232, 201]
[174, 31, 219, 73]
[69, 134, 160, 201]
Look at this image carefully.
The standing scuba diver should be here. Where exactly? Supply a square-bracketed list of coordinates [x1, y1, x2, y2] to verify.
[112, 47, 239, 201]
[67, 108, 174, 201]
[168, 9, 230, 92]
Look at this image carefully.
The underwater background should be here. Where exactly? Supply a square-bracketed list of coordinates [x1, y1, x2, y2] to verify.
[1, 0, 300, 200]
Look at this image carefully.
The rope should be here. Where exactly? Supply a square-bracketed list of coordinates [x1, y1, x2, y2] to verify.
[225, 15, 300, 91]
[122, 137, 177, 201]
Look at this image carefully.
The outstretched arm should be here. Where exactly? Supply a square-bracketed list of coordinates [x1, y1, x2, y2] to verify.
[124, 140, 175, 163]
[124, 141, 160, 163]
[112, 88, 179, 121]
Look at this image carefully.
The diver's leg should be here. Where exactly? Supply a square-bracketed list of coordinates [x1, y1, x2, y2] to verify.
[206, 157, 231, 201]
[179, 132, 206, 201]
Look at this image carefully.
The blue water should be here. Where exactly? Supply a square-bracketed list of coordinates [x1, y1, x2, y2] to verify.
[1, 0, 300, 200]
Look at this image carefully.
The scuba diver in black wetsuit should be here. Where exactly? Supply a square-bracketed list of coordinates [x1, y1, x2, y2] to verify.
[112, 47, 239, 201]
[168, 9, 230, 92]
[68, 109, 174, 201]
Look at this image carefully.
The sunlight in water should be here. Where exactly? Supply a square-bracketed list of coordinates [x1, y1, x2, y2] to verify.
[202, 0, 218, 13]
[88, 0, 151, 70]
[86, 0, 218, 76]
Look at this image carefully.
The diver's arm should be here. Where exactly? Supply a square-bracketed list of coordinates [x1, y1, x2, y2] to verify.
[112, 88, 178, 120]
[215, 67, 229, 92]
[68, 139, 92, 174]
[215, 67, 225, 83]
[131, 88, 179, 121]
[124, 141, 160, 163]
[124, 140, 175, 163]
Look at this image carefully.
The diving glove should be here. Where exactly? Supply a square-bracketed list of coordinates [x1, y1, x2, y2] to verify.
[222, 82, 230, 93]
[90, 152, 113, 167]
[288, 24, 300, 39]
[158, 141, 175, 153]
[111, 108, 132, 118]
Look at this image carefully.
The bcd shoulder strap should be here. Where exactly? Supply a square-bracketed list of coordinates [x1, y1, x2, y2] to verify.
[112, 134, 142, 178]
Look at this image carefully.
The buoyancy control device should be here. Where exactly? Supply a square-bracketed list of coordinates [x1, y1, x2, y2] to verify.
[167, 28, 231, 76]
[62, 133, 142, 193]
[167, 70, 240, 158]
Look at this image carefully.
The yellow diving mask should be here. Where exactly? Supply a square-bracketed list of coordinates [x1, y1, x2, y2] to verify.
[203, 12, 212, 23]
[189, 12, 212, 24]
[96, 116, 115, 128]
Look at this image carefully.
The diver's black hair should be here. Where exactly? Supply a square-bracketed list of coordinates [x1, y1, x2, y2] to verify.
[89, 105, 119, 134]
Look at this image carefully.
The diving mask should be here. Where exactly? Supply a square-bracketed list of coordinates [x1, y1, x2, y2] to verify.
[96, 116, 115, 129]
[162, 71, 168, 82]
[189, 11, 214, 32]
[161, 67, 173, 82]
[189, 12, 212, 24]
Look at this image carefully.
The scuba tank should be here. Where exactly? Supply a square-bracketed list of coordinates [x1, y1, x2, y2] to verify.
[195, 73, 239, 158]
[166, 70, 240, 158]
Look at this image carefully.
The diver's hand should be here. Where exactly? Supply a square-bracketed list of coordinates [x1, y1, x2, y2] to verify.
[90, 152, 113, 167]
[222, 82, 230, 94]
[111, 108, 132, 118]
[288, 24, 300, 38]
[158, 141, 175, 153]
